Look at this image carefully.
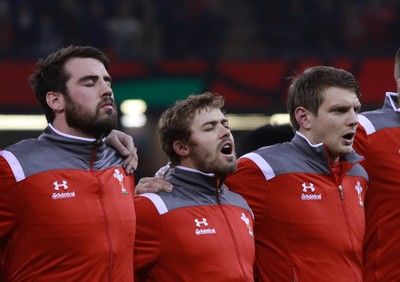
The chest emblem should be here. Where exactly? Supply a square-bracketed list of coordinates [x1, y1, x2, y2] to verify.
[194, 217, 216, 235]
[113, 169, 128, 194]
[355, 181, 364, 207]
[241, 213, 254, 238]
[52, 180, 76, 200]
[301, 182, 322, 200]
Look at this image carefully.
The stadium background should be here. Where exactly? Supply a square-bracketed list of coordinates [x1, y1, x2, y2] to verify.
[0, 0, 399, 179]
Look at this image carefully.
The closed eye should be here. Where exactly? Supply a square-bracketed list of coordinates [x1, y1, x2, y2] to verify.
[333, 107, 348, 113]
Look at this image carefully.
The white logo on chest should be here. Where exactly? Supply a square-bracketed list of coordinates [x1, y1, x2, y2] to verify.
[301, 182, 322, 200]
[194, 217, 216, 235]
[52, 180, 76, 200]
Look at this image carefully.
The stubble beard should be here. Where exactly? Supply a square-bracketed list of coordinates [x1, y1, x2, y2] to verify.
[191, 144, 237, 176]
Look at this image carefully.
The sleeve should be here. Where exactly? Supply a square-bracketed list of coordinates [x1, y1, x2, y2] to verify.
[225, 157, 271, 235]
[353, 122, 369, 163]
[0, 155, 17, 241]
[134, 195, 164, 281]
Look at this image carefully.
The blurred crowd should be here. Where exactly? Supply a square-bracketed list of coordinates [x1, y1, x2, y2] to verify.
[0, 0, 399, 61]
[254, 0, 400, 57]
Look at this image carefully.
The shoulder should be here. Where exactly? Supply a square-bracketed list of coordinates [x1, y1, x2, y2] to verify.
[0, 139, 45, 182]
[358, 107, 399, 133]
[5, 138, 42, 153]
[349, 163, 369, 181]
[135, 193, 169, 215]
[237, 142, 295, 175]
[5, 137, 62, 162]
[240, 142, 292, 164]
[222, 188, 253, 214]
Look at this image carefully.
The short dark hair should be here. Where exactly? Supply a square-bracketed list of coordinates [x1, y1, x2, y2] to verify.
[158, 92, 225, 164]
[286, 66, 361, 131]
[28, 45, 110, 123]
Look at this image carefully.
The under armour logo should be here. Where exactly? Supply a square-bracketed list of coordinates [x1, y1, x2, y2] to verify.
[302, 182, 315, 193]
[54, 180, 68, 191]
[194, 218, 208, 227]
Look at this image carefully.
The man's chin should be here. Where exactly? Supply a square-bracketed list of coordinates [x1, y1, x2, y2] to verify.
[96, 116, 117, 135]
[337, 147, 353, 158]
[221, 163, 237, 175]
[84, 122, 116, 139]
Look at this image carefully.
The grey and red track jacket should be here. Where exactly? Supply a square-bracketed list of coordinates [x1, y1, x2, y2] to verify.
[354, 92, 400, 282]
[0, 124, 136, 281]
[225, 132, 368, 282]
[134, 166, 255, 281]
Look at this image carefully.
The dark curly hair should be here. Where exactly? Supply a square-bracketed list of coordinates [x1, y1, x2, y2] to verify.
[28, 45, 110, 123]
[158, 92, 225, 164]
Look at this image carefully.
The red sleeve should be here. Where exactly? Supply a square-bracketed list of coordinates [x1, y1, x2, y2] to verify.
[133, 195, 163, 281]
[225, 157, 270, 233]
[0, 156, 17, 240]
[353, 123, 369, 163]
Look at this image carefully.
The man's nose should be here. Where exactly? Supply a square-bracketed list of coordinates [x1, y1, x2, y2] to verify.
[100, 81, 113, 97]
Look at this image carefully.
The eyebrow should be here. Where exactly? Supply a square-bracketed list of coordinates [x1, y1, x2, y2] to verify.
[201, 118, 229, 127]
[328, 102, 361, 112]
[78, 75, 112, 83]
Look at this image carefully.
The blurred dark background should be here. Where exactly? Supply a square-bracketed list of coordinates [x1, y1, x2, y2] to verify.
[1, 0, 399, 179]
[1, 0, 399, 60]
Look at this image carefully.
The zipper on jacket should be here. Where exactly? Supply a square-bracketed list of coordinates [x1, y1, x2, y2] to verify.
[214, 176, 248, 281]
[216, 188, 222, 204]
[215, 175, 224, 204]
[95, 133, 105, 145]
[338, 184, 344, 199]
[90, 141, 114, 282]
[332, 160, 363, 281]
[218, 204, 249, 281]
[338, 182, 361, 281]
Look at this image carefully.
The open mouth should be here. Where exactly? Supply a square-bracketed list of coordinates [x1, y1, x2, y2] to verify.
[342, 132, 355, 141]
[221, 143, 233, 155]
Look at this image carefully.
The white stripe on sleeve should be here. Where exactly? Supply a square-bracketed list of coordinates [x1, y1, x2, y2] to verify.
[0, 150, 26, 182]
[240, 152, 276, 181]
[358, 114, 376, 135]
[140, 193, 169, 215]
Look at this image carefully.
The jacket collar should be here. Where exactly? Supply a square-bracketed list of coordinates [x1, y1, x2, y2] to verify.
[39, 124, 108, 158]
[292, 131, 364, 165]
[166, 165, 223, 195]
[384, 92, 400, 112]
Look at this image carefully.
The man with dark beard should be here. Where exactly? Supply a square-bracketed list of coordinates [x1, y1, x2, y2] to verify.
[0, 45, 136, 281]
[134, 93, 255, 281]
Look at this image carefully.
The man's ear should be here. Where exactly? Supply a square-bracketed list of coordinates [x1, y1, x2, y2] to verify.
[46, 91, 65, 112]
[294, 106, 312, 130]
[397, 78, 400, 93]
[172, 140, 189, 157]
